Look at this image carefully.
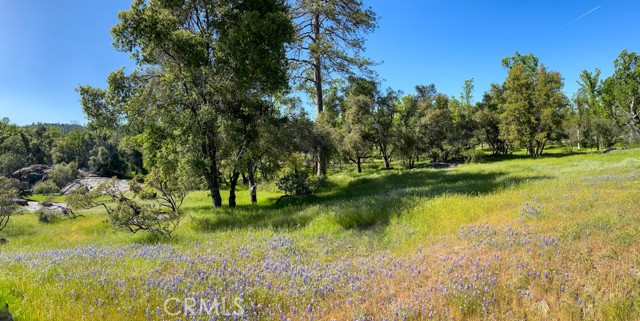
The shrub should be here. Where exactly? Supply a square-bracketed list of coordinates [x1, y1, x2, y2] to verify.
[463, 149, 485, 163]
[49, 162, 79, 188]
[68, 178, 185, 237]
[36, 209, 58, 223]
[276, 170, 311, 196]
[33, 180, 59, 195]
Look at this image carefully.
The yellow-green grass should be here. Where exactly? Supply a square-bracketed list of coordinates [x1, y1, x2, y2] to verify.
[1, 148, 639, 320]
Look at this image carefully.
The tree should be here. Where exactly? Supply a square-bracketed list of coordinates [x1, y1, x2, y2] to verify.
[0, 177, 19, 234]
[499, 53, 567, 157]
[475, 84, 508, 155]
[79, 0, 294, 209]
[289, 0, 378, 116]
[342, 81, 375, 173]
[601, 50, 640, 143]
[0, 134, 30, 177]
[289, 0, 378, 176]
[395, 84, 437, 168]
[420, 94, 454, 162]
[52, 129, 92, 167]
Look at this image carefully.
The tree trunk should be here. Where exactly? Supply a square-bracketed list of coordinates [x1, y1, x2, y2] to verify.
[203, 141, 222, 209]
[315, 146, 326, 177]
[313, 13, 323, 117]
[379, 143, 391, 169]
[383, 155, 391, 169]
[247, 162, 257, 204]
[356, 157, 362, 173]
[312, 13, 327, 177]
[228, 171, 240, 208]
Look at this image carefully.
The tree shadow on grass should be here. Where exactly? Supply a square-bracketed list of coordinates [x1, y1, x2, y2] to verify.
[191, 169, 550, 232]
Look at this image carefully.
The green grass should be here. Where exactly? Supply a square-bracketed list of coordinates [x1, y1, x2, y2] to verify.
[1, 147, 639, 320]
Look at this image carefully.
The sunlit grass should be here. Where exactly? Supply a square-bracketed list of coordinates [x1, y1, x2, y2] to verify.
[1, 148, 639, 320]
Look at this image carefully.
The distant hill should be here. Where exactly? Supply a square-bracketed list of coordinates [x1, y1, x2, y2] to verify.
[23, 122, 84, 134]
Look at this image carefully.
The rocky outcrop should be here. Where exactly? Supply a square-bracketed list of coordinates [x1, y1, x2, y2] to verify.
[61, 175, 129, 195]
[11, 164, 52, 185]
[9, 198, 28, 206]
[22, 201, 72, 215]
[40, 202, 73, 215]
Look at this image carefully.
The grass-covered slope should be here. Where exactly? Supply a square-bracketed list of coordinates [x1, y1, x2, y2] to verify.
[1, 149, 639, 320]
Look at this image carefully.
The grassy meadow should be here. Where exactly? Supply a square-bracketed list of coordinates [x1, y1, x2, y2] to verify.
[1, 148, 639, 320]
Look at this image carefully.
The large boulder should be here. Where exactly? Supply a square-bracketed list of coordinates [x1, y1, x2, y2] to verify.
[11, 164, 52, 185]
[9, 198, 28, 206]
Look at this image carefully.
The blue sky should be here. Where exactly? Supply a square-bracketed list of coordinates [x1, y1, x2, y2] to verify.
[1, 0, 639, 125]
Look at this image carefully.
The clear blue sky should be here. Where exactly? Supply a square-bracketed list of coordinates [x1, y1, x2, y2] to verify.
[1, 0, 639, 125]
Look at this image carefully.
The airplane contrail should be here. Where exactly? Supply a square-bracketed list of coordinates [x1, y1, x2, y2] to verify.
[561, 5, 602, 28]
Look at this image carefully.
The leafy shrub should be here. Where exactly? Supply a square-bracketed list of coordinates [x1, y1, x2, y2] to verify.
[276, 170, 311, 196]
[49, 161, 79, 188]
[36, 209, 58, 223]
[463, 149, 485, 163]
[33, 180, 59, 195]
[129, 175, 156, 199]
[68, 177, 186, 238]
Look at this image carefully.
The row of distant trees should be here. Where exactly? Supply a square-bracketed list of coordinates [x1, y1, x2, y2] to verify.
[2, 0, 639, 212]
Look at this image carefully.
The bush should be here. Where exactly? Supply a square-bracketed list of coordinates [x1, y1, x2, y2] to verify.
[33, 180, 60, 195]
[36, 209, 58, 223]
[49, 162, 79, 188]
[276, 170, 311, 196]
[68, 178, 185, 237]
[463, 149, 485, 163]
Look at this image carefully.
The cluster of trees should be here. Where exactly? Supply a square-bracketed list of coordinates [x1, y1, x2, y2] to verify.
[2, 0, 639, 214]
[0, 119, 142, 179]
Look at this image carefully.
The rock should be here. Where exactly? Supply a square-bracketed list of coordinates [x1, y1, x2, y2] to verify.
[9, 198, 28, 206]
[61, 176, 129, 195]
[40, 202, 73, 215]
[11, 164, 52, 185]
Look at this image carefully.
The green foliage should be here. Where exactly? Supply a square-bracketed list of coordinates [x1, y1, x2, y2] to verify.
[601, 50, 640, 142]
[33, 180, 60, 196]
[51, 129, 91, 167]
[89, 144, 125, 177]
[290, 0, 378, 114]
[68, 178, 184, 237]
[49, 162, 79, 189]
[36, 208, 58, 224]
[0, 134, 30, 177]
[0, 177, 19, 233]
[277, 170, 311, 196]
[79, 0, 294, 209]
[463, 149, 485, 163]
[500, 53, 568, 157]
